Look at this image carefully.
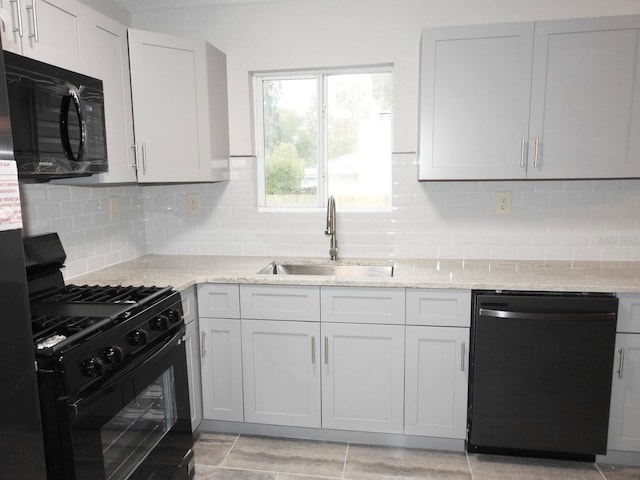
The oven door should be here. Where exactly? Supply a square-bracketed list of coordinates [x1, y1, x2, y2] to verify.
[62, 326, 194, 480]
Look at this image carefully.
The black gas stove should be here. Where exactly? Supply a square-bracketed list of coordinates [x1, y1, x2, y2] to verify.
[24, 233, 194, 480]
[31, 283, 184, 393]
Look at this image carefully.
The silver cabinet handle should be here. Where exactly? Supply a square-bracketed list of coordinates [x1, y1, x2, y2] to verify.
[461, 342, 466, 372]
[324, 336, 329, 365]
[10, 0, 23, 37]
[617, 348, 625, 379]
[311, 336, 316, 364]
[520, 137, 526, 168]
[142, 142, 147, 174]
[25, 0, 37, 42]
[201, 331, 206, 358]
[533, 137, 540, 168]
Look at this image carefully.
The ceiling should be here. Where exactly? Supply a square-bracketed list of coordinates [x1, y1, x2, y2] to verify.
[113, 0, 282, 13]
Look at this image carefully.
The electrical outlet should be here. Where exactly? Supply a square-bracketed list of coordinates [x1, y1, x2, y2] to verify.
[109, 196, 120, 221]
[187, 193, 201, 216]
[495, 191, 512, 215]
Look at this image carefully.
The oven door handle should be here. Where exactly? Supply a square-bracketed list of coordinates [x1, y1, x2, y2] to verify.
[478, 308, 616, 321]
[67, 326, 185, 420]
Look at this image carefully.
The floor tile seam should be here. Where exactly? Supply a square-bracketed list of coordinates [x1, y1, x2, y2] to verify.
[219, 433, 241, 467]
[465, 452, 475, 480]
[203, 464, 346, 480]
[594, 463, 608, 480]
[341, 442, 350, 479]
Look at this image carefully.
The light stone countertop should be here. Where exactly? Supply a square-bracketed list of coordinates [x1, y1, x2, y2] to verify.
[69, 255, 640, 294]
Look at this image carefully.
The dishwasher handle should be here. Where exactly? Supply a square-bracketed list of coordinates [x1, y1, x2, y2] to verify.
[479, 308, 617, 321]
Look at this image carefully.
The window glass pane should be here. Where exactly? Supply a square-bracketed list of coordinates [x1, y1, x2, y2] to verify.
[327, 72, 392, 209]
[263, 78, 319, 207]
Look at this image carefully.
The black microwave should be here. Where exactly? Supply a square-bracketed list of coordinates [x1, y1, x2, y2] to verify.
[4, 52, 107, 181]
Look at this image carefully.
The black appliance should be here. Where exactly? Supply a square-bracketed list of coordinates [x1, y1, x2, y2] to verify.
[467, 290, 618, 461]
[4, 51, 107, 181]
[26, 233, 195, 480]
[0, 38, 49, 479]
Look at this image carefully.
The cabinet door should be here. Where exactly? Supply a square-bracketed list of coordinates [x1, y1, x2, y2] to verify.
[608, 334, 640, 452]
[418, 22, 534, 180]
[241, 319, 321, 428]
[70, 10, 136, 184]
[128, 28, 211, 183]
[200, 317, 243, 422]
[3, 0, 85, 71]
[528, 16, 640, 179]
[321, 323, 404, 433]
[404, 326, 469, 438]
[185, 316, 203, 430]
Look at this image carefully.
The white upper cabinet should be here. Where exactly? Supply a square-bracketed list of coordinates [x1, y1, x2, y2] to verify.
[0, 0, 85, 72]
[128, 28, 230, 184]
[418, 15, 640, 180]
[528, 16, 640, 179]
[419, 22, 534, 180]
[76, 9, 137, 183]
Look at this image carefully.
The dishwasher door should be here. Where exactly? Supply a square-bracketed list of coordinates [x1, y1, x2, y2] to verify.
[467, 291, 618, 459]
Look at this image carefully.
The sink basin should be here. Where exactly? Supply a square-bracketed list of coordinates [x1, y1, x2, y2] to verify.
[257, 261, 394, 278]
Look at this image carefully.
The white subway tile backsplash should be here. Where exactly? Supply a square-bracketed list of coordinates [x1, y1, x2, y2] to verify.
[17, 153, 640, 278]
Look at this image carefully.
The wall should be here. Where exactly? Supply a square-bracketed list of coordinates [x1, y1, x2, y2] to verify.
[19, 183, 146, 279]
[17, 0, 640, 278]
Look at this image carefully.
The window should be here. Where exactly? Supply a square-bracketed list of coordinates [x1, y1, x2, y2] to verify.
[254, 67, 393, 210]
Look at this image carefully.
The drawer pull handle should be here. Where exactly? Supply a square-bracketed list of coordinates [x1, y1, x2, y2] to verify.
[617, 348, 625, 379]
[324, 336, 329, 365]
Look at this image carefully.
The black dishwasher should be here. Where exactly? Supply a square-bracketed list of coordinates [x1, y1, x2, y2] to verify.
[467, 291, 618, 461]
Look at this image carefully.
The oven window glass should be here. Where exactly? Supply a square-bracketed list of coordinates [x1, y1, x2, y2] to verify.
[100, 366, 177, 480]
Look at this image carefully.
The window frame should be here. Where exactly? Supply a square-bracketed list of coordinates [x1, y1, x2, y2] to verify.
[252, 65, 393, 212]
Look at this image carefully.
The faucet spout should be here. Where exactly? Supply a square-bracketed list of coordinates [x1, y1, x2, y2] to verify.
[325, 196, 338, 260]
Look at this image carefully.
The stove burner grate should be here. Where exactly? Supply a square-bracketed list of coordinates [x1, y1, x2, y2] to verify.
[32, 285, 168, 304]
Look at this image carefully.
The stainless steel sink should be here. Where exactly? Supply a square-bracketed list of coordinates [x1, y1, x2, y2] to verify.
[257, 261, 394, 277]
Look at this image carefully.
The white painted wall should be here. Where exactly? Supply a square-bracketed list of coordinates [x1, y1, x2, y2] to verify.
[17, 1, 640, 278]
[129, 0, 640, 155]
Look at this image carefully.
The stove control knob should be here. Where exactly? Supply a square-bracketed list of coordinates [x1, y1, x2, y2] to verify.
[167, 309, 181, 323]
[127, 329, 148, 346]
[150, 315, 169, 331]
[103, 346, 124, 364]
[82, 357, 105, 378]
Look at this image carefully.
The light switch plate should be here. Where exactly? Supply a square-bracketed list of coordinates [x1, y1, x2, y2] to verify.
[109, 196, 120, 221]
[187, 193, 201, 216]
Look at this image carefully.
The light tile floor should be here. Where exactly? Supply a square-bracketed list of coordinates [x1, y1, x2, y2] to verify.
[193, 433, 640, 480]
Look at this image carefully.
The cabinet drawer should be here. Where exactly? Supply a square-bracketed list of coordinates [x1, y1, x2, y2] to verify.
[197, 284, 240, 319]
[240, 285, 320, 321]
[180, 286, 198, 324]
[617, 294, 640, 333]
[406, 289, 471, 327]
[321, 287, 405, 324]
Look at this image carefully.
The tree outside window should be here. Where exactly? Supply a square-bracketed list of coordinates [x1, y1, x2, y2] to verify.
[255, 68, 392, 210]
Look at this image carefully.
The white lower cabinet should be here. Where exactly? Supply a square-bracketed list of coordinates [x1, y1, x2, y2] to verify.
[200, 317, 244, 422]
[241, 319, 321, 428]
[321, 322, 405, 433]
[404, 326, 469, 438]
[181, 287, 203, 431]
[607, 333, 640, 452]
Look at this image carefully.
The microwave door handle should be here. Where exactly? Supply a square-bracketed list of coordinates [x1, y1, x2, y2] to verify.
[60, 87, 86, 162]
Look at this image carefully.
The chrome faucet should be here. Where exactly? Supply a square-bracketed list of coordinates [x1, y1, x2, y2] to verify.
[325, 195, 338, 260]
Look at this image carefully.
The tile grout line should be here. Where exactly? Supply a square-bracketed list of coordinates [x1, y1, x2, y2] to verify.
[341, 442, 350, 479]
[218, 433, 241, 467]
[594, 463, 608, 480]
[465, 452, 475, 480]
